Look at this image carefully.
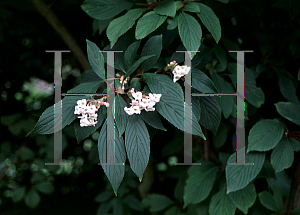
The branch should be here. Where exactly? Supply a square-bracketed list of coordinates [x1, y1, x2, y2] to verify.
[28, 0, 91, 71]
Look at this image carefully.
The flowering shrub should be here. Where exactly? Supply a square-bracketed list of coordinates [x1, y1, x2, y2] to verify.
[20, 0, 300, 214]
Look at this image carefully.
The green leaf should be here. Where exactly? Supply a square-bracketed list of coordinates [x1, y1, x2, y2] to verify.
[270, 171, 291, 197]
[124, 41, 141, 71]
[135, 11, 167, 40]
[140, 110, 166, 131]
[209, 186, 236, 215]
[31, 173, 46, 184]
[25, 189, 41, 208]
[67, 81, 104, 93]
[192, 98, 201, 122]
[98, 120, 126, 194]
[197, 3, 221, 43]
[86, 40, 106, 80]
[113, 198, 124, 214]
[198, 96, 221, 134]
[228, 183, 256, 214]
[167, 15, 178, 30]
[183, 161, 218, 207]
[125, 54, 155, 79]
[20, 147, 35, 161]
[130, 78, 141, 91]
[210, 72, 235, 118]
[107, 8, 145, 48]
[275, 102, 300, 126]
[272, 186, 284, 213]
[213, 44, 227, 65]
[27, 96, 85, 136]
[81, 70, 103, 83]
[92, 19, 112, 35]
[154, 0, 176, 17]
[258, 191, 277, 212]
[95, 190, 114, 202]
[143, 73, 205, 139]
[192, 68, 217, 93]
[182, 2, 201, 12]
[141, 35, 162, 72]
[142, 194, 174, 212]
[178, 12, 202, 59]
[247, 119, 284, 152]
[226, 152, 265, 193]
[96, 201, 112, 215]
[115, 95, 129, 137]
[125, 115, 150, 179]
[290, 138, 300, 152]
[74, 105, 106, 143]
[123, 195, 142, 211]
[245, 68, 265, 108]
[213, 122, 230, 148]
[81, 0, 133, 20]
[12, 187, 26, 203]
[35, 182, 54, 194]
[271, 137, 294, 173]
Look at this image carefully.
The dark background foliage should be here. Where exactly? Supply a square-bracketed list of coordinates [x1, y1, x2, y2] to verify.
[0, 0, 300, 214]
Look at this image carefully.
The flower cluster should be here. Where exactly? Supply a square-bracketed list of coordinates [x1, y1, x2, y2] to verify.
[74, 97, 109, 127]
[124, 88, 162, 115]
[172, 64, 191, 83]
[116, 73, 130, 90]
[164, 61, 191, 83]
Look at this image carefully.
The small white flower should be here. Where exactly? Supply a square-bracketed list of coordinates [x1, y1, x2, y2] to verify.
[86, 105, 97, 114]
[124, 107, 134, 115]
[152, 93, 162, 103]
[132, 106, 141, 114]
[181, 65, 191, 75]
[77, 99, 87, 107]
[89, 113, 98, 120]
[145, 107, 155, 112]
[132, 92, 143, 100]
[173, 75, 181, 83]
[131, 100, 139, 106]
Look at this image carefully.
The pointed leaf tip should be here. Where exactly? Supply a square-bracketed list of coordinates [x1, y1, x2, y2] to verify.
[139, 177, 142, 182]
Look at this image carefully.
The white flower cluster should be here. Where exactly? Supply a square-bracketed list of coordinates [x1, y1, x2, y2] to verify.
[166, 60, 191, 83]
[116, 73, 130, 90]
[172, 65, 191, 83]
[124, 88, 162, 115]
[74, 98, 109, 127]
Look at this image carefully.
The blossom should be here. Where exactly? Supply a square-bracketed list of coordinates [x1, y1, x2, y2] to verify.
[132, 92, 143, 100]
[172, 64, 191, 83]
[123, 89, 161, 115]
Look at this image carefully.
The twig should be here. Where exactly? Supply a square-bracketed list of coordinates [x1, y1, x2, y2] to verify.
[28, 0, 91, 71]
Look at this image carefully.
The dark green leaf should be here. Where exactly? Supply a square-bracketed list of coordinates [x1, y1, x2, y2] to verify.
[139, 110, 166, 131]
[124, 41, 141, 71]
[25, 189, 41, 208]
[154, 0, 176, 17]
[125, 55, 155, 79]
[95, 190, 114, 202]
[213, 44, 227, 65]
[198, 96, 221, 134]
[98, 120, 126, 195]
[92, 19, 112, 35]
[130, 78, 141, 91]
[67, 81, 104, 93]
[182, 2, 201, 12]
[81, 0, 133, 20]
[178, 12, 202, 59]
[226, 152, 265, 193]
[209, 186, 236, 215]
[247, 119, 284, 152]
[81, 70, 103, 83]
[12, 187, 26, 203]
[107, 9, 145, 48]
[35, 182, 54, 194]
[275, 102, 300, 126]
[141, 35, 162, 72]
[142, 194, 174, 212]
[86, 40, 106, 80]
[258, 191, 277, 212]
[135, 11, 167, 40]
[125, 115, 150, 179]
[184, 161, 218, 207]
[167, 15, 178, 30]
[271, 137, 294, 173]
[192, 68, 217, 93]
[228, 183, 256, 214]
[197, 3, 221, 43]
